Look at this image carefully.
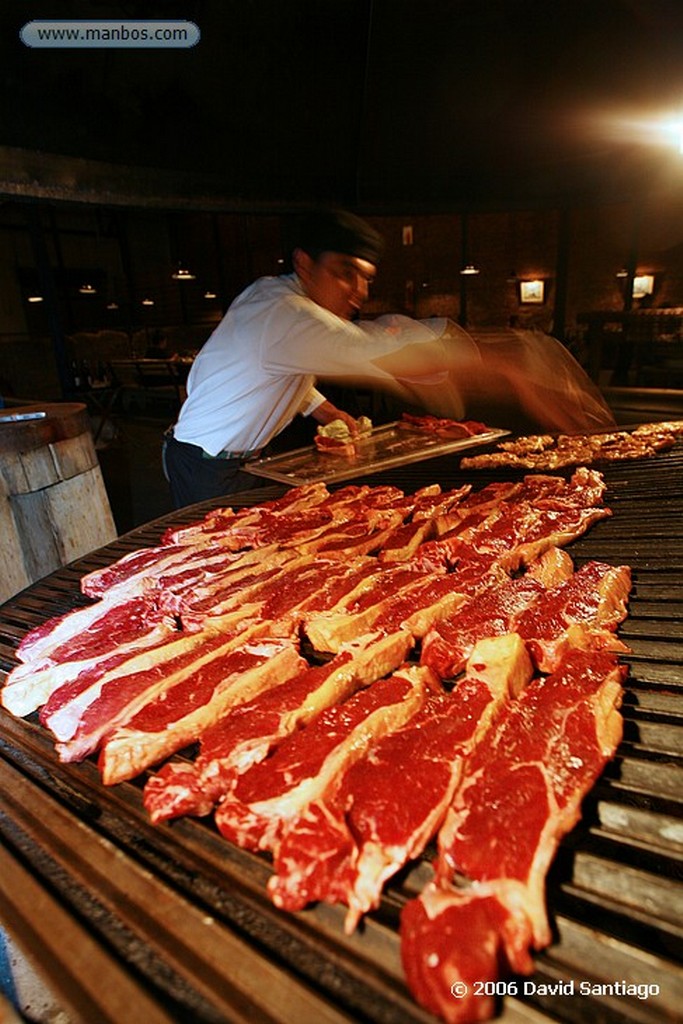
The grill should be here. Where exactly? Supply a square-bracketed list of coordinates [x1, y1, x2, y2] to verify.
[1, 440, 682, 1024]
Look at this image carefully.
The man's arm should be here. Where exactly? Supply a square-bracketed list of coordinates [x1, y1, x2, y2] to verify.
[310, 400, 359, 436]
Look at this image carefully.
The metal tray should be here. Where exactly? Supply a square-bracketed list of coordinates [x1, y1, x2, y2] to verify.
[245, 422, 510, 485]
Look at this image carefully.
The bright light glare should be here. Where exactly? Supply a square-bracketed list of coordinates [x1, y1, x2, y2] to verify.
[662, 118, 683, 153]
[588, 108, 683, 154]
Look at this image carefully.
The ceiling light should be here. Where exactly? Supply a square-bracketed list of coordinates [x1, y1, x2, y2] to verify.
[27, 294, 44, 303]
[79, 283, 97, 294]
[460, 264, 480, 276]
[141, 297, 155, 306]
[106, 301, 119, 310]
[204, 290, 217, 299]
[172, 264, 195, 281]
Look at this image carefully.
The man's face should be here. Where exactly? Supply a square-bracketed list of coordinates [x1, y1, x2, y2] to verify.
[294, 250, 376, 320]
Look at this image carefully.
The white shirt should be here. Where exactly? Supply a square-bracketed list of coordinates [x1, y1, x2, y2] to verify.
[174, 273, 449, 456]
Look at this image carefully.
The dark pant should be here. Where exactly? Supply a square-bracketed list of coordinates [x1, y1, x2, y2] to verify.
[162, 433, 257, 509]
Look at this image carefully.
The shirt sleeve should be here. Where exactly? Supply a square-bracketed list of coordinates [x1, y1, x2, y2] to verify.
[262, 298, 446, 382]
[298, 385, 327, 417]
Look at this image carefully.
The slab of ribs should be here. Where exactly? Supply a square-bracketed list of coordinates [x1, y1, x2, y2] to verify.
[2, 467, 632, 1024]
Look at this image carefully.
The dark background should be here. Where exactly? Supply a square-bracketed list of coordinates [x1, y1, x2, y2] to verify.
[3, 0, 683, 210]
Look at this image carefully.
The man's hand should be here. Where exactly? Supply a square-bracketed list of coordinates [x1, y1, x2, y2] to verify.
[312, 400, 359, 436]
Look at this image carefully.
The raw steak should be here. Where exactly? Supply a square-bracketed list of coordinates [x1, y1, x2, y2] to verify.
[420, 548, 574, 679]
[2, 596, 175, 716]
[159, 482, 330, 546]
[377, 519, 435, 563]
[401, 647, 626, 1024]
[98, 638, 307, 784]
[304, 566, 439, 652]
[214, 667, 429, 852]
[268, 634, 534, 931]
[143, 629, 413, 823]
[78, 542, 272, 600]
[437, 500, 611, 572]
[170, 554, 355, 631]
[407, 469, 604, 574]
[302, 516, 406, 558]
[398, 413, 491, 438]
[154, 546, 295, 621]
[515, 560, 632, 670]
[45, 628, 295, 763]
[410, 484, 472, 521]
[428, 468, 609, 572]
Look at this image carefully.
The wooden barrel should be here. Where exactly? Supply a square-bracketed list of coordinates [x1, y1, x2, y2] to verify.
[0, 403, 117, 605]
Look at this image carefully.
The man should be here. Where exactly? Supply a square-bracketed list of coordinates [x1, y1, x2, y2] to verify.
[163, 208, 458, 507]
[163, 206, 616, 509]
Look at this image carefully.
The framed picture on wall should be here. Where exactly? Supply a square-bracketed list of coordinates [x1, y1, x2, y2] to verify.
[632, 274, 654, 299]
[519, 279, 545, 304]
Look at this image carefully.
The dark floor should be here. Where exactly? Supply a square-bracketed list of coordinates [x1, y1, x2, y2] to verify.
[95, 411, 175, 535]
[93, 387, 683, 537]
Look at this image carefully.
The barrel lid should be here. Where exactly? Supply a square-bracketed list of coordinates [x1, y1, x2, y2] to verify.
[0, 403, 91, 454]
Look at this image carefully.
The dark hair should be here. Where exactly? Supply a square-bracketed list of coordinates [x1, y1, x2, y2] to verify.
[295, 208, 384, 264]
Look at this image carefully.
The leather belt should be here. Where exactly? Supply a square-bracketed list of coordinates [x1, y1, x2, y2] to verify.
[203, 446, 262, 462]
[165, 425, 261, 462]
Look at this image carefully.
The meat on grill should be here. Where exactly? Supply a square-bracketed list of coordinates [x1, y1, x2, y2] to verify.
[515, 560, 632, 670]
[305, 569, 476, 653]
[421, 558, 630, 679]
[79, 540, 277, 600]
[142, 629, 414, 821]
[12, 589, 169, 665]
[48, 631, 301, 764]
[437, 499, 611, 573]
[214, 668, 430, 853]
[410, 478, 608, 579]
[401, 647, 627, 1024]
[158, 482, 330, 546]
[267, 633, 534, 932]
[1, 596, 176, 717]
[0, 463, 634, 1024]
[98, 638, 307, 784]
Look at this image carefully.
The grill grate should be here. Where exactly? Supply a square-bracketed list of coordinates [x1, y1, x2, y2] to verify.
[0, 444, 682, 1023]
